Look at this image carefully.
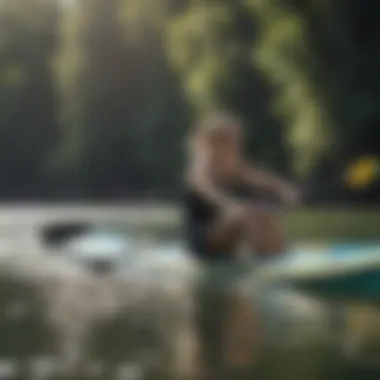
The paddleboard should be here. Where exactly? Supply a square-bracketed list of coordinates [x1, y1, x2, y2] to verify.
[260, 244, 380, 300]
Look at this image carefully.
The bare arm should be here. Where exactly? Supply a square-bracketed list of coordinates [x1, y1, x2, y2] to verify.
[240, 165, 300, 203]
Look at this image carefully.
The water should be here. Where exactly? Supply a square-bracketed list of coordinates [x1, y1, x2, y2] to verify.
[0, 206, 379, 380]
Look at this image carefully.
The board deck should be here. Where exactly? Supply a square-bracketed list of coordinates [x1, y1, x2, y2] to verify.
[260, 244, 380, 300]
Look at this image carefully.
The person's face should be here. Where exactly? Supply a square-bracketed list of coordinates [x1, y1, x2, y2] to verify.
[216, 124, 241, 152]
[210, 123, 242, 169]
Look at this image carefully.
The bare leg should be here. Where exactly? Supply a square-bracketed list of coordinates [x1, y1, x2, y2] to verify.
[194, 210, 266, 377]
[223, 294, 262, 369]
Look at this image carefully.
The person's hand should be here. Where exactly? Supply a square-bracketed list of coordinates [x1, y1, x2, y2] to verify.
[280, 185, 301, 205]
[224, 200, 250, 221]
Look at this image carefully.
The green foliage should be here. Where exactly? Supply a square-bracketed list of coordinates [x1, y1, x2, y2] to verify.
[166, 0, 287, 169]
[247, 0, 335, 176]
[168, 1, 239, 111]
[55, 0, 188, 197]
[0, 0, 59, 197]
[0, 0, 378, 200]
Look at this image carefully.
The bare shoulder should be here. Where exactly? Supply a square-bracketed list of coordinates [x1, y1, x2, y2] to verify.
[184, 163, 203, 187]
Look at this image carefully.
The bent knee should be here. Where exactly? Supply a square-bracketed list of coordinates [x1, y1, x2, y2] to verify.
[256, 211, 276, 226]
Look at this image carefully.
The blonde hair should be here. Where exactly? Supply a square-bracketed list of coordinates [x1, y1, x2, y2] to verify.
[187, 112, 242, 156]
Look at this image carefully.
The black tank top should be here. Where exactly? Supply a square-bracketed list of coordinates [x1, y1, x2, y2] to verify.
[183, 183, 254, 262]
[184, 182, 254, 222]
[183, 187, 221, 262]
[184, 188, 218, 225]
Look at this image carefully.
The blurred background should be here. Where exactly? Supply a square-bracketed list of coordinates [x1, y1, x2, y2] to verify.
[0, 0, 379, 379]
[0, 0, 378, 203]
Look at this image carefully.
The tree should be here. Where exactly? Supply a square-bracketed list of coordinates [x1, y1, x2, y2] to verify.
[56, 0, 189, 198]
[166, 0, 287, 171]
[0, 0, 60, 198]
[246, 0, 338, 177]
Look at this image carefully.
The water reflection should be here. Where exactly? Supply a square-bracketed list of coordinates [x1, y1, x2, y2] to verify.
[0, 226, 379, 380]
